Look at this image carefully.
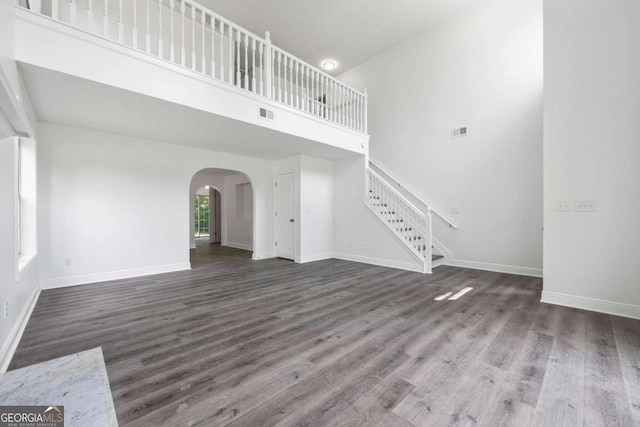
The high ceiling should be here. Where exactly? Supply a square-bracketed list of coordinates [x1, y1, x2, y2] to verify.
[199, 0, 477, 75]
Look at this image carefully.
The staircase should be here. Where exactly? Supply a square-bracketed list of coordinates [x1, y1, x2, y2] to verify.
[365, 166, 447, 274]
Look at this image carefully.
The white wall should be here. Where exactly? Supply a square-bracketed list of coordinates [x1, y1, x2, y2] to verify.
[542, 0, 640, 318]
[299, 155, 333, 262]
[0, 137, 39, 372]
[222, 173, 254, 251]
[37, 122, 274, 288]
[333, 156, 423, 272]
[340, 0, 543, 276]
[0, 4, 40, 370]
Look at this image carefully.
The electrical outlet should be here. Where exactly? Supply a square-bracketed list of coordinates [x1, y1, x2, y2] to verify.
[3, 301, 8, 319]
[576, 200, 597, 212]
[555, 201, 572, 212]
[64, 257, 72, 267]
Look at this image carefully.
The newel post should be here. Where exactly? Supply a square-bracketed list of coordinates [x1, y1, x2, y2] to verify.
[29, 0, 42, 13]
[265, 31, 273, 99]
[69, 0, 76, 26]
[425, 207, 433, 274]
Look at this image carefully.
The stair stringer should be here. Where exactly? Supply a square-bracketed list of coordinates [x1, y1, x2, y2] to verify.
[365, 168, 432, 273]
[364, 204, 429, 272]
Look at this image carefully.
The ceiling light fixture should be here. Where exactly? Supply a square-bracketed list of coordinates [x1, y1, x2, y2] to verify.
[321, 60, 337, 71]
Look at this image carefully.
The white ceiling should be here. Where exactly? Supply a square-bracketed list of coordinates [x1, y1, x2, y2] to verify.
[199, 0, 477, 75]
[19, 64, 359, 160]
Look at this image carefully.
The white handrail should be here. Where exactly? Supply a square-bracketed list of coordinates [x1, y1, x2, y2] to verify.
[366, 167, 433, 273]
[179, 0, 265, 43]
[270, 45, 367, 132]
[367, 168, 426, 219]
[369, 160, 458, 229]
[271, 46, 365, 97]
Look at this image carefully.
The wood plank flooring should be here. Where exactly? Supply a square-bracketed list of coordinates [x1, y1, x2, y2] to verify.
[9, 243, 640, 426]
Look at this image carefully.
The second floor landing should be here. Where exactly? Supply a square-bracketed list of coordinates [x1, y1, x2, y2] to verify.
[14, 3, 369, 160]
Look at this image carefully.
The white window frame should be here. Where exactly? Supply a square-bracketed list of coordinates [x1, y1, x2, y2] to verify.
[16, 137, 37, 279]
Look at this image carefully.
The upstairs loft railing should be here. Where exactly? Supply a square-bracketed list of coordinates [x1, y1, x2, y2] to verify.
[18, 0, 368, 134]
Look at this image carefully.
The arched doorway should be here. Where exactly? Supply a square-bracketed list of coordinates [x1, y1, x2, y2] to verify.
[189, 168, 254, 263]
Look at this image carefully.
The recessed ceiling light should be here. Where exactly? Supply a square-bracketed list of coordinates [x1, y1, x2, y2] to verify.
[321, 60, 337, 71]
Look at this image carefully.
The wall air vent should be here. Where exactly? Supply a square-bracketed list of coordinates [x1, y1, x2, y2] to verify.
[451, 126, 468, 138]
[258, 106, 275, 121]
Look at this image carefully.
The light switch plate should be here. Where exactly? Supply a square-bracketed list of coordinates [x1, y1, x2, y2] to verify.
[555, 201, 572, 212]
[575, 200, 597, 212]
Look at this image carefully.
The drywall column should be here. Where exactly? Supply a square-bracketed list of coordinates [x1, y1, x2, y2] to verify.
[222, 173, 254, 251]
[299, 155, 333, 262]
[272, 155, 333, 263]
[542, 0, 640, 318]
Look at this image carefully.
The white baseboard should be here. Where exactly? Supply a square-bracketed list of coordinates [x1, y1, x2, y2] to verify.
[298, 253, 334, 264]
[365, 207, 425, 266]
[334, 252, 423, 273]
[0, 287, 41, 373]
[39, 262, 192, 290]
[447, 258, 542, 278]
[221, 242, 253, 251]
[252, 252, 274, 260]
[541, 291, 640, 320]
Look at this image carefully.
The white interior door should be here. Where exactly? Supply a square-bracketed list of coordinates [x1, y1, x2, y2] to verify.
[275, 172, 295, 260]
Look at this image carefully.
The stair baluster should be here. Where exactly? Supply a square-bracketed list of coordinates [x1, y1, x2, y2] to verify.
[366, 168, 433, 273]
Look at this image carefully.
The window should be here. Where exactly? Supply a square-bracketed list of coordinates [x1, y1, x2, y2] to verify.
[16, 137, 36, 275]
[194, 194, 210, 238]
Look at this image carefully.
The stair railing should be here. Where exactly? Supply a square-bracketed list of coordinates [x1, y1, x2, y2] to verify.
[366, 168, 432, 273]
[18, 0, 367, 134]
[369, 160, 458, 229]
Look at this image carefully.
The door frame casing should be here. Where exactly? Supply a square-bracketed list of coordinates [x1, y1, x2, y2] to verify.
[209, 187, 222, 244]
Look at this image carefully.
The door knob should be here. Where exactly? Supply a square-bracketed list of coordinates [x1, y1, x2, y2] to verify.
[290, 219, 295, 223]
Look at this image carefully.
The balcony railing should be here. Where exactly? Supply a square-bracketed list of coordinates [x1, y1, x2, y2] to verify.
[18, 0, 368, 134]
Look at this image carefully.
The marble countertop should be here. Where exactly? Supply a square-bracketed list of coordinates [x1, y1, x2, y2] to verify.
[0, 347, 118, 427]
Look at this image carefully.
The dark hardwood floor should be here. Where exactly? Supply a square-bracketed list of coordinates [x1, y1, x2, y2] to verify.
[9, 242, 640, 426]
